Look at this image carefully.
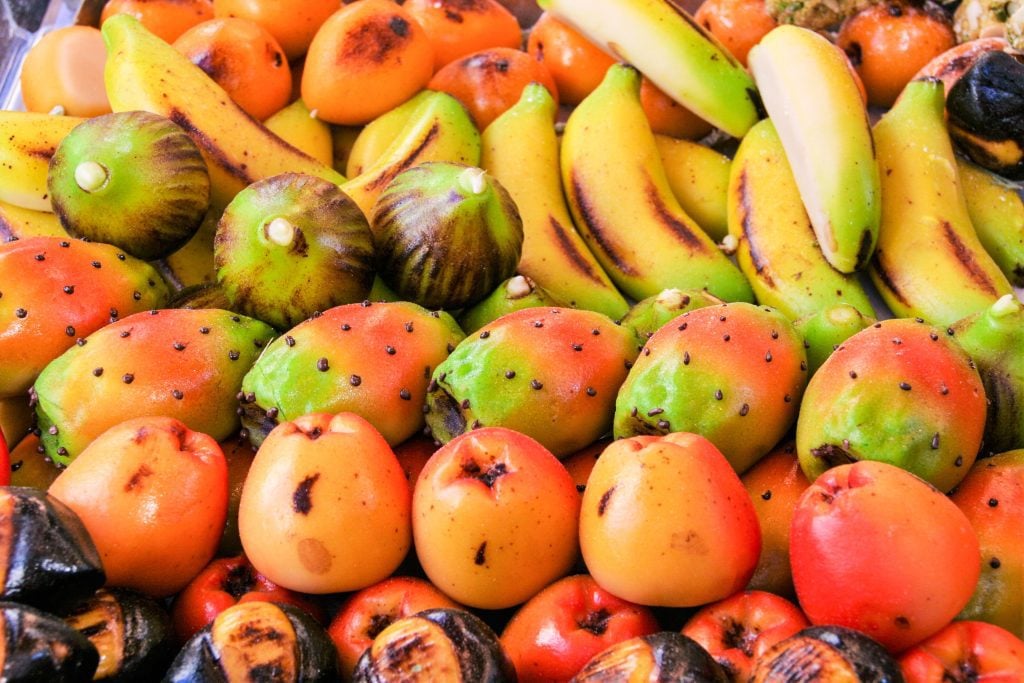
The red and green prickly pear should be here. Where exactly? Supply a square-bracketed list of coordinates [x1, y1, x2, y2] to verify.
[31, 308, 276, 465]
[950, 293, 1024, 456]
[614, 302, 807, 473]
[0, 236, 170, 399]
[239, 301, 465, 447]
[951, 449, 1024, 637]
[425, 307, 638, 458]
[796, 318, 987, 493]
[618, 288, 724, 353]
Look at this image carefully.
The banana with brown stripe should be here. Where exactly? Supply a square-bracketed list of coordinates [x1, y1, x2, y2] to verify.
[869, 78, 1013, 327]
[560, 63, 754, 303]
[728, 118, 875, 321]
[341, 90, 481, 225]
[0, 111, 83, 212]
[0, 199, 65, 242]
[101, 14, 345, 208]
[480, 83, 629, 319]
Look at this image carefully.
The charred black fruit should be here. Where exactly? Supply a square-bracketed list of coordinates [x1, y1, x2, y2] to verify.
[571, 631, 729, 682]
[750, 625, 904, 682]
[0, 486, 104, 609]
[0, 601, 99, 682]
[214, 172, 376, 330]
[946, 51, 1024, 180]
[48, 111, 210, 260]
[59, 588, 174, 682]
[372, 162, 524, 310]
[352, 607, 515, 682]
[164, 601, 339, 683]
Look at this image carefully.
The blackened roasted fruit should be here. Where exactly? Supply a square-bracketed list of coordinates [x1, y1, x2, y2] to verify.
[572, 631, 729, 682]
[60, 588, 174, 682]
[946, 52, 1024, 180]
[164, 601, 339, 683]
[0, 486, 104, 609]
[47, 111, 210, 260]
[214, 172, 376, 330]
[750, 625, 904, 682]
[352, 607, 515, 682]
[372, 162, 524, 310]
[0, 601, 99, 682]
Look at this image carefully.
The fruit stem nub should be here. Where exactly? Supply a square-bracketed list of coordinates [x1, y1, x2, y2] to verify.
[459, 166, 488, 195]
[74, 161, 108, 193]
[505, 275, 533, 299]
[265, 217, 296, 247]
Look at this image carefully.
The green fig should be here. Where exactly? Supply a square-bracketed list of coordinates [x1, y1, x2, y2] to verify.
[48, 111, 210, 260]
[372, 162, 524, 310]
[793, 303, 876, 376]
[214, 172, 376, 330]
[618, 288, 724, 353]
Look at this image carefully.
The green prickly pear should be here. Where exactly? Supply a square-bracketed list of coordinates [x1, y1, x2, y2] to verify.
[458, 275, 561, 335]
[425, 307, 637, 458]
[618, 288, 724, 353]
[614, 302, 808, 473]
[240, 301, 465, 447]
[796, 318, 987, 492]
[951, 293, 1024, 455]
[793, 303, 876, 377]
[31, 308, 276, 465]
[0, 237, 169, 398]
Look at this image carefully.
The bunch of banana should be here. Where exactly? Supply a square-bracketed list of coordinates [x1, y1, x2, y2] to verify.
[0, 111, 83, 212]
[538, 0, 760, 139]
[0, 199, 65, 242]
[345, 91, 433, 178]
[870, 78, 1013, 326]
[101, 14, 345, 208]
[655, 135, 731, 243]
[560, 63, 754, 303]
[263, 99, 334, 168]
[728, 118, 875, 321]
[747, 25, 881, 274]
[480, 83, 629, 320]
[340, 91, 481, 224]
[958, 157, 1024, 288]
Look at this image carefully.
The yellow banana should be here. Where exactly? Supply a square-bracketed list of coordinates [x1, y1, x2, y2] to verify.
[958, 157, 1024, 288]
[101, 14, 345, 208]
[538, 0, 760, 138]
[340, 91, 481, 224]
[345, 90, 432, 178]
[0, 111, 84, 212]
[158, 208, 219, 291]
[655, 134, 731, 243]
[870, 78, 1013, 326]
[0, 199, 66, 242]
[481, 83, 629, 320]
[728, 118, 875, 321]
[263, 99, 334, 167]
[560, 64, 754, 303]
[747, 25, 881, 274]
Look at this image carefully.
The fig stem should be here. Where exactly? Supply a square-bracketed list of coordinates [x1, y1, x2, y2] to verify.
[458, 166, 488, 195]
[991, 293, 1021, 320]
[74, 161, 108, 193]
[265, 217, 296, 247]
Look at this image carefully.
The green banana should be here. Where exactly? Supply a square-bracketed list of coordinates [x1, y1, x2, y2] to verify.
[560, 64, 754, 303]
[958, 157, 1024, 287]
[747, 25, 881, 274]
[655, 134, 731, 243]
[870, 78, 1013, 326]
[480, 83, 629, 320]
[537, 0, 760, 138]
[346, 91, 432, 178]
[0, 111, 84, 212]
[727, 118, 875, 321]
[340, 91, 481, 223]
